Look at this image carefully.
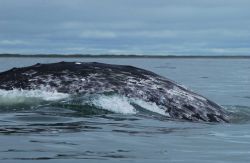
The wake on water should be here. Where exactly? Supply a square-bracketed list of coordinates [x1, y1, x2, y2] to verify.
[0, 89, 167, 116]
[0, 89, 249, 123]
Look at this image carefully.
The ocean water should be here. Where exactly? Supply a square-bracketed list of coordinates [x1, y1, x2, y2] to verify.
[0, 57, 250, 163]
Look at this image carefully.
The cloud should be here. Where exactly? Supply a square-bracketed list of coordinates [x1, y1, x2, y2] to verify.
[0, 40, 29, 45]
[80, 31, 117, 39]
[0, 0, 250, 55]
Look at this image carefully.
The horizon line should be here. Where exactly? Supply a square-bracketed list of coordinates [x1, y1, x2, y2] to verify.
[0, 53, 250, 59]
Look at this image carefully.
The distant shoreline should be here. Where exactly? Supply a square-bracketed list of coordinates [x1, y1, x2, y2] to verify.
[0, 54, 250, 59]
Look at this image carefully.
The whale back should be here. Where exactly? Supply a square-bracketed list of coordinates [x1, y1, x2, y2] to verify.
[0, 62, 229, 123]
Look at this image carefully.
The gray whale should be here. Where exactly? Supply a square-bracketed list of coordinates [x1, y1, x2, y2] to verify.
[0, 62, 229, 122]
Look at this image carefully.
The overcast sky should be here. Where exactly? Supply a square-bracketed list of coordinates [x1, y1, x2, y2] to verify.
[1, 0, 250, 55]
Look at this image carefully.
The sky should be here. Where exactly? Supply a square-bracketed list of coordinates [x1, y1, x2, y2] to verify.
[0, 0, 250, 56]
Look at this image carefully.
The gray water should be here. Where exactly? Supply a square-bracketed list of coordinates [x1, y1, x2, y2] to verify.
[0, 58, 250, 163]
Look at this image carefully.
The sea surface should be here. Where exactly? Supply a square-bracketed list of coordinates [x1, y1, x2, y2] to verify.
[0, 57, 250, 163]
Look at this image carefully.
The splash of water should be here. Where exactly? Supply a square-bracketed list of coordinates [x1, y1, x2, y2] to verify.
[0, 89, 250, 123]
[0, 89, 69, 106]
[90, 95, 137, 114]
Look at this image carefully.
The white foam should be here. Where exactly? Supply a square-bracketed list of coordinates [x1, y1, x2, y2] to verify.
[0, 88, 169, 117]
[0, 89, 69, 105]
[131, 98, 170, 117]
[91, 95, 137, 114]
[90, 94, 169, 116]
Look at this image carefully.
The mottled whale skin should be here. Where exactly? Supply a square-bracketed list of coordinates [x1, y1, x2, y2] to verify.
[0, 62, 229, 122]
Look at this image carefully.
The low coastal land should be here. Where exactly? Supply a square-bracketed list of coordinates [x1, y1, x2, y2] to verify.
[0, 54, 250, 59]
